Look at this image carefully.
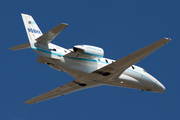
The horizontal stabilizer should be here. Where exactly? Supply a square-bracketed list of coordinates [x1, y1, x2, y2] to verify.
[36, 23, 68, 44]
[9, 42, 30, 50]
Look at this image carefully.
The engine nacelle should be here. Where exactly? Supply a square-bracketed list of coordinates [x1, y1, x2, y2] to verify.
[73, 45, 104, 58]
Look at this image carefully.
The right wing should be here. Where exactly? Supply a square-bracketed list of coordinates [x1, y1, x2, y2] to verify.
[24, 78, 103, 104]
[36, 23, 68, 44]
[86, 38, 171, 82]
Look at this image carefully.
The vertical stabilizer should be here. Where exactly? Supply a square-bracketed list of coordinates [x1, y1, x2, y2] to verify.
[21, 13, 43, 47]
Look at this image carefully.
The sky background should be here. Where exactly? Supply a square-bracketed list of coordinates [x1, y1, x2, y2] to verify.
[1, 0, 179, 120]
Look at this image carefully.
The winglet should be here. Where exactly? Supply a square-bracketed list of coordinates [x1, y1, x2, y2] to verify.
[164, 37, 171, 44]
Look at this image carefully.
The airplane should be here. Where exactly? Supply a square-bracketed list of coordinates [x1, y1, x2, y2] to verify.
[9, 13, 171, 105]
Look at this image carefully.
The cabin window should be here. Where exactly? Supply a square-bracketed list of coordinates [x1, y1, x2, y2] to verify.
[132, 66, 135, 69]
[105, 59, 108, 63]
[50, 49, 56, 51]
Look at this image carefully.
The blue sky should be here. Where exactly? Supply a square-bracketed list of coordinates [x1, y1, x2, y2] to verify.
[1, 0, 179, 120]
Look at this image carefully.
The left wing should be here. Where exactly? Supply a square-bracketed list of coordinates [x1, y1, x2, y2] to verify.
[24, 78, 103, 104]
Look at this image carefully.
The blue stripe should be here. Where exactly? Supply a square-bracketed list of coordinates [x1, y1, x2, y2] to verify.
[32, 47, 106, 63]
[65, 56, 98, 62]
[32, 47, 64, 56]
[127, 69, 158, 86]
[84, 52, 103, 58]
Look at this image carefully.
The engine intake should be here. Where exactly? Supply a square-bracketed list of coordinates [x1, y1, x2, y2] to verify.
[73, 45, 104, 58]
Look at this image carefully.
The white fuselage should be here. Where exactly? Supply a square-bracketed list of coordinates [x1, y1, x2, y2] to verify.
[9, 14, 170, 104]
[33, 43, 165, 93]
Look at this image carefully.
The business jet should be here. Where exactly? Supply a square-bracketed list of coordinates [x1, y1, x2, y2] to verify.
[9, 14, 170, 104]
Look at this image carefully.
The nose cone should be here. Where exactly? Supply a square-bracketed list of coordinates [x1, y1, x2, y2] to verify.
[156, 81, 166, 93]
[143, 73, 165, 93]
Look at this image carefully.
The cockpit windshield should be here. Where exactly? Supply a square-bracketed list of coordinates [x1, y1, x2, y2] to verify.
[132, 65, 147, 73]
[142, 69, 147, 73]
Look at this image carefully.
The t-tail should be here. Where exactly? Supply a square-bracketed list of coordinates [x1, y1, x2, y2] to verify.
[9, 14, 43, 50]
[9, 13, 68, 51]
[22, 13, 43, 46]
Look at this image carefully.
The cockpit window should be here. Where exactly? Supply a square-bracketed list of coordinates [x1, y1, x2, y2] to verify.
[132, 65, 147, 73]
[49, 49, 56, 51]
[143, 69, 147, 73]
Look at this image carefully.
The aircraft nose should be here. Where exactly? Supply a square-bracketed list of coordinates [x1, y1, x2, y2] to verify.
[156, 81, 165, 93]
[159, 84, 165, 93]
[145, 73, 165, 93]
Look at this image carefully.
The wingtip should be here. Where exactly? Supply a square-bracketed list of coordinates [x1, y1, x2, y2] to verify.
[164, 37, 171, 41]
[163, 37, 171, 44]
[24, 101, 31, 105]
[24, 100, 36, 105]
[24, 101, 34, 105]
[8, 47, 13, 50]
[61, 23, 68, 26]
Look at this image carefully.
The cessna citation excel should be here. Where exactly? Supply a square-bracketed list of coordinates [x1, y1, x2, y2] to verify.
[9, 14, 170, 104]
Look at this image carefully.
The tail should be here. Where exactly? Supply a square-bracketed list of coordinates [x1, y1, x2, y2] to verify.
[21, 13, 43, 45]
[9, 13, 68, 50]
[9, 13, 43, 50]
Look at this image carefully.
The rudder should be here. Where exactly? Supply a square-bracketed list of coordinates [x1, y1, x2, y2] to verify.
[21, 13, 43, 47]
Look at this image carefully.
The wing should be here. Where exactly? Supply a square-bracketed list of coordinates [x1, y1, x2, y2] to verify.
[24, 78, 103, 104]
[88, 38, 171, 82]
[36, 23, 68, 44]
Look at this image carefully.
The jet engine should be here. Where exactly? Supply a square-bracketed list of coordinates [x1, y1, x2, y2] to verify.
[73, 45, 104, 59]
